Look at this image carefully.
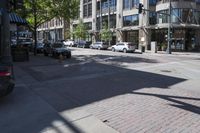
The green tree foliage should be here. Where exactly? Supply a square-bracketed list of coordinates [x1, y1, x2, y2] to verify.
[50, 0, 80, 40]
[21, 0, 53, 55]
[100, 22, 112, 42]
[18, 0, 80, 55]
[73, 19, 87, 40]
[50, 0, 79, 22]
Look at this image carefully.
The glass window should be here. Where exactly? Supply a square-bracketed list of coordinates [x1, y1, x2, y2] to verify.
[150, 0, 156, 5]
[83, 0, 92, 18]
[171, 8, 181, 23]
[123, 0, 130, 10]
[149, 12, 157, 25]
[123, 14, 139, 26]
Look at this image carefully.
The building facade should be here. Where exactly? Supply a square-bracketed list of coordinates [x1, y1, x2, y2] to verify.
[73, 0, 200, 51]
[37, 18, 65, 42]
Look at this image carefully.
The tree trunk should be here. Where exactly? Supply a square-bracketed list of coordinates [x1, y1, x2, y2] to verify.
[64, 19, 70, 40]
[33, 27, 37, 56]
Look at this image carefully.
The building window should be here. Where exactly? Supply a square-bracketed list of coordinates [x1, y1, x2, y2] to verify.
[171, 8, 181, 23]
[157, 9, 198, 24]
[83, 0, 92, 18]
[157, 10, 168, 24]
[123, 0, 139, 10]
[123, 14, 139, 26]
[149, 12, 157, 25]
[84, 22, 92, 30]
[150, 0, 156, 5]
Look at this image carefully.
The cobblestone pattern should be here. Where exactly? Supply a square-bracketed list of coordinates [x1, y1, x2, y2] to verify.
[84, 88, 200, 133]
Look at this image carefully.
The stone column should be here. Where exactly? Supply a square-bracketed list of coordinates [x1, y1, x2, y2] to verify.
[116, 0, 123, 42]
[80, 0, 83, 19]
[92, 0, 97, 42]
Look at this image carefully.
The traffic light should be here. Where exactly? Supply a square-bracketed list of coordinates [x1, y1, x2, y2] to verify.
[138, 3, 143, 14]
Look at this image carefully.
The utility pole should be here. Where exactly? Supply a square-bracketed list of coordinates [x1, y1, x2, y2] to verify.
[107, 0, 111, 46]
[166, 0, 172, 54]
[0, 0, 12, 63]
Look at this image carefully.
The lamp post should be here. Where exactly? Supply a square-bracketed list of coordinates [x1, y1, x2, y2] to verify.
[166, 0, 172, 54]
[107, 0, 111, 46]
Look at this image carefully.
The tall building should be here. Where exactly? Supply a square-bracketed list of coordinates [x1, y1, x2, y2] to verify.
[72, 0, 200, 51]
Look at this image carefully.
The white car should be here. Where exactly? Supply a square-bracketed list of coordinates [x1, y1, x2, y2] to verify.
[63, 40, 74, 47]
[112, 42, 136, 53]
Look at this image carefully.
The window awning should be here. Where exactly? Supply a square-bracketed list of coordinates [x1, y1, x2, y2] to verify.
[9, 13, 27, 25]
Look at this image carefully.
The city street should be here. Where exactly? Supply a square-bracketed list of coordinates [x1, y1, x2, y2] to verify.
[0, 47, 200, 133]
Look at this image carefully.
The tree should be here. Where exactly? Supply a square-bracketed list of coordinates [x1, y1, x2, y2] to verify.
[22, 0, 53, 55]
[73, 19, 87, 40]
[18, 0, 80, 55]
[50, 0, 80, 39]
[100, 22, 112, 43]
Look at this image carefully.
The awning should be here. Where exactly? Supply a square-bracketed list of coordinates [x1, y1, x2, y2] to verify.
[9, 13, 27, 25]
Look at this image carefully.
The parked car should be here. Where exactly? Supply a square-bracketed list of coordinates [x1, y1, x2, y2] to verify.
[43, 42, 71, 58]
[32, 42, 44, 53]
[63, 40, 75, 47]
[0, 64, 15, 97]
[76, 40, 91, 48]
[90, 42, 109, 50]
[111, 42, 136, 53]
[18, 38, 33, 50]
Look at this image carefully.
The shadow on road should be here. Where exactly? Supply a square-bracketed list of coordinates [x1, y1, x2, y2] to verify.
[132, 92, 200, 115]
[0, 54, 189, 133]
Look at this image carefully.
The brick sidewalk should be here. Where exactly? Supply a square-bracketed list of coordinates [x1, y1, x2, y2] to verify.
[83, 87, 200, 133]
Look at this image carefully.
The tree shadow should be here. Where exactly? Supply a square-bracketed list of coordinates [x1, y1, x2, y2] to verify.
[132, 92, 200, 115]
[1, 54, 189, 133]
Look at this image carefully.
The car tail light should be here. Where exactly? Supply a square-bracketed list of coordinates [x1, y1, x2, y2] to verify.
[0, 66, 12, 77]
[0, 71, 11, 76]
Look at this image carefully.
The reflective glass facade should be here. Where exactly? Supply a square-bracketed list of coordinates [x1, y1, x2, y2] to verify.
[123, 15, 139, 26]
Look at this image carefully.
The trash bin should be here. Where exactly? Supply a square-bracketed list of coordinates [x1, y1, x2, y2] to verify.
[12, 46, 29, 62]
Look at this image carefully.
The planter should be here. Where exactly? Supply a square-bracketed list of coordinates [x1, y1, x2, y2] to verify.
[12, 47, 29, 62]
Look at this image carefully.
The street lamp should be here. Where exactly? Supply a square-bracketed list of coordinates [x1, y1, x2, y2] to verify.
[166, 0, 172, 54]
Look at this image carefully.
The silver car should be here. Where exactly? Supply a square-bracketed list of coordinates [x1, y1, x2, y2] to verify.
[90, 42, 109, 50]
[112, 42, 136, 53]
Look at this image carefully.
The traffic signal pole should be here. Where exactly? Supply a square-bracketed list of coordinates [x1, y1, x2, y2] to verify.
[166, 0, 172, 54]
[138, 2, 172, 54]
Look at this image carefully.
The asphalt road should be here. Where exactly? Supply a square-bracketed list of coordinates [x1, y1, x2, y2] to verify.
[0, 48, 200, 133]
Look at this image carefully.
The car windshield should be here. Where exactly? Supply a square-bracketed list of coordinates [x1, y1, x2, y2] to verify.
[127, 43, 134, 46]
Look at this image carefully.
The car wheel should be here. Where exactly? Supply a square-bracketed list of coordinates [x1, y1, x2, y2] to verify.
[0, 83, 14, 97]
[123, 48, 127, 53]
[44, 51, 48, 56]
[112, 47, 115, 52]
[66, 53, 71, 58]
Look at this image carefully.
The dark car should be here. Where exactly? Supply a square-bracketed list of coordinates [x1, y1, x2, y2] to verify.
[18, 38, 33, 50]
[43, 42, 71, 58]
[0, 63, 15, 97]
[76, 40, 91, 48]
[32, 42, 44, 53]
